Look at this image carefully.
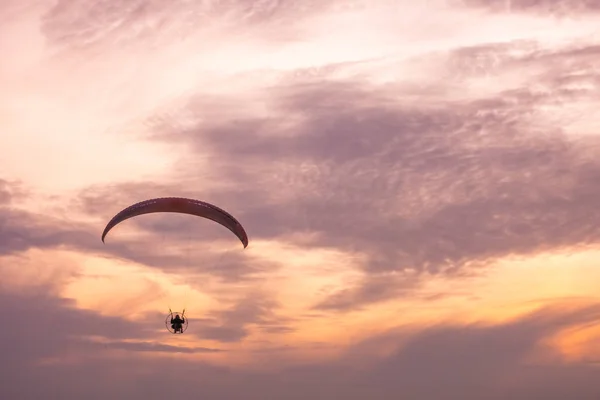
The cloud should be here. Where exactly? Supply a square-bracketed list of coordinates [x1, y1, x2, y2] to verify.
[0, 290, 155, 367]
[0, 186, 259, 288]
[314, 271, 422, 311]
[81, 338, 224, 354]
[0, 178, 27, 205]
[462, 0, 600, 15]
[346, 303, 600, 399]
[1, 37, 597, 313]
[40, 0, 331, 53]
[74, 182, 272, 283]
[153, 85, 599, 309]
[64, 35, 600, 311]
[4, 1, 600, 398]
[194, 292, 294, 342]
[0, 287, 225, 386]
[2, 293, 599, 399]
[0, 179, 13, 205]
[0, 207, 97, 257]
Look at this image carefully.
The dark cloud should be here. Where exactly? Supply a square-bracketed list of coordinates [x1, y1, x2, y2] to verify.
[163, 89, 599, 306]
[0, 289, 155, 369]
[0, 179, 114, 258]
[315, 272, 421, 311]
[0, 287, 226, 394]
[40, 0, 331, 51]
[0, 178, 27, 206]
[107, 219, 252, 278]
[0, 207, 98, 256]
[0, 193, 264, 286]
[0, 205, 164, 274]
[194, 293, 294, 342]
[0, 179, 13, 205]
[346, 303, 600, 399]
[81, 338, 224, 353]
[72, 39, 600, 311]
[461, 0, 600, 14]
[2, 294, 600, 399]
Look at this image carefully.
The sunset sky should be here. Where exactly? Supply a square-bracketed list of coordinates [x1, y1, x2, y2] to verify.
[2, 0, 600, 398]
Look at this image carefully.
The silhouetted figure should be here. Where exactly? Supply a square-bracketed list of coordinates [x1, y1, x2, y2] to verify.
[171, 314, 185, 333]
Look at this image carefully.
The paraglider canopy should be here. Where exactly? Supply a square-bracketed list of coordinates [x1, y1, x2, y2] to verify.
[100, 197, 249, 248]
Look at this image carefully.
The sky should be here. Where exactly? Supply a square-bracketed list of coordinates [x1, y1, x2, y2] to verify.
[1, 0, 600, 398]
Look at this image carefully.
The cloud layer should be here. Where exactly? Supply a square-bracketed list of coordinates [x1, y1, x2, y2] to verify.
[2, 0, 600, 398]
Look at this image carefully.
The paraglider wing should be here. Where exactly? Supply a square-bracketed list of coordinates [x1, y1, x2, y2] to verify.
[101, 197, 248, 248]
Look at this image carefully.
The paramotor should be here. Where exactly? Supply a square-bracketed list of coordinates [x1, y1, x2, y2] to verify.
[166, 310, 188, 334]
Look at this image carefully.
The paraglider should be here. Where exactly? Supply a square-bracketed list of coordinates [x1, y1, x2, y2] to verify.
[101, 197, 249, 335]
[101, 197, 249, 248]
[166, 309, 188, 334]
